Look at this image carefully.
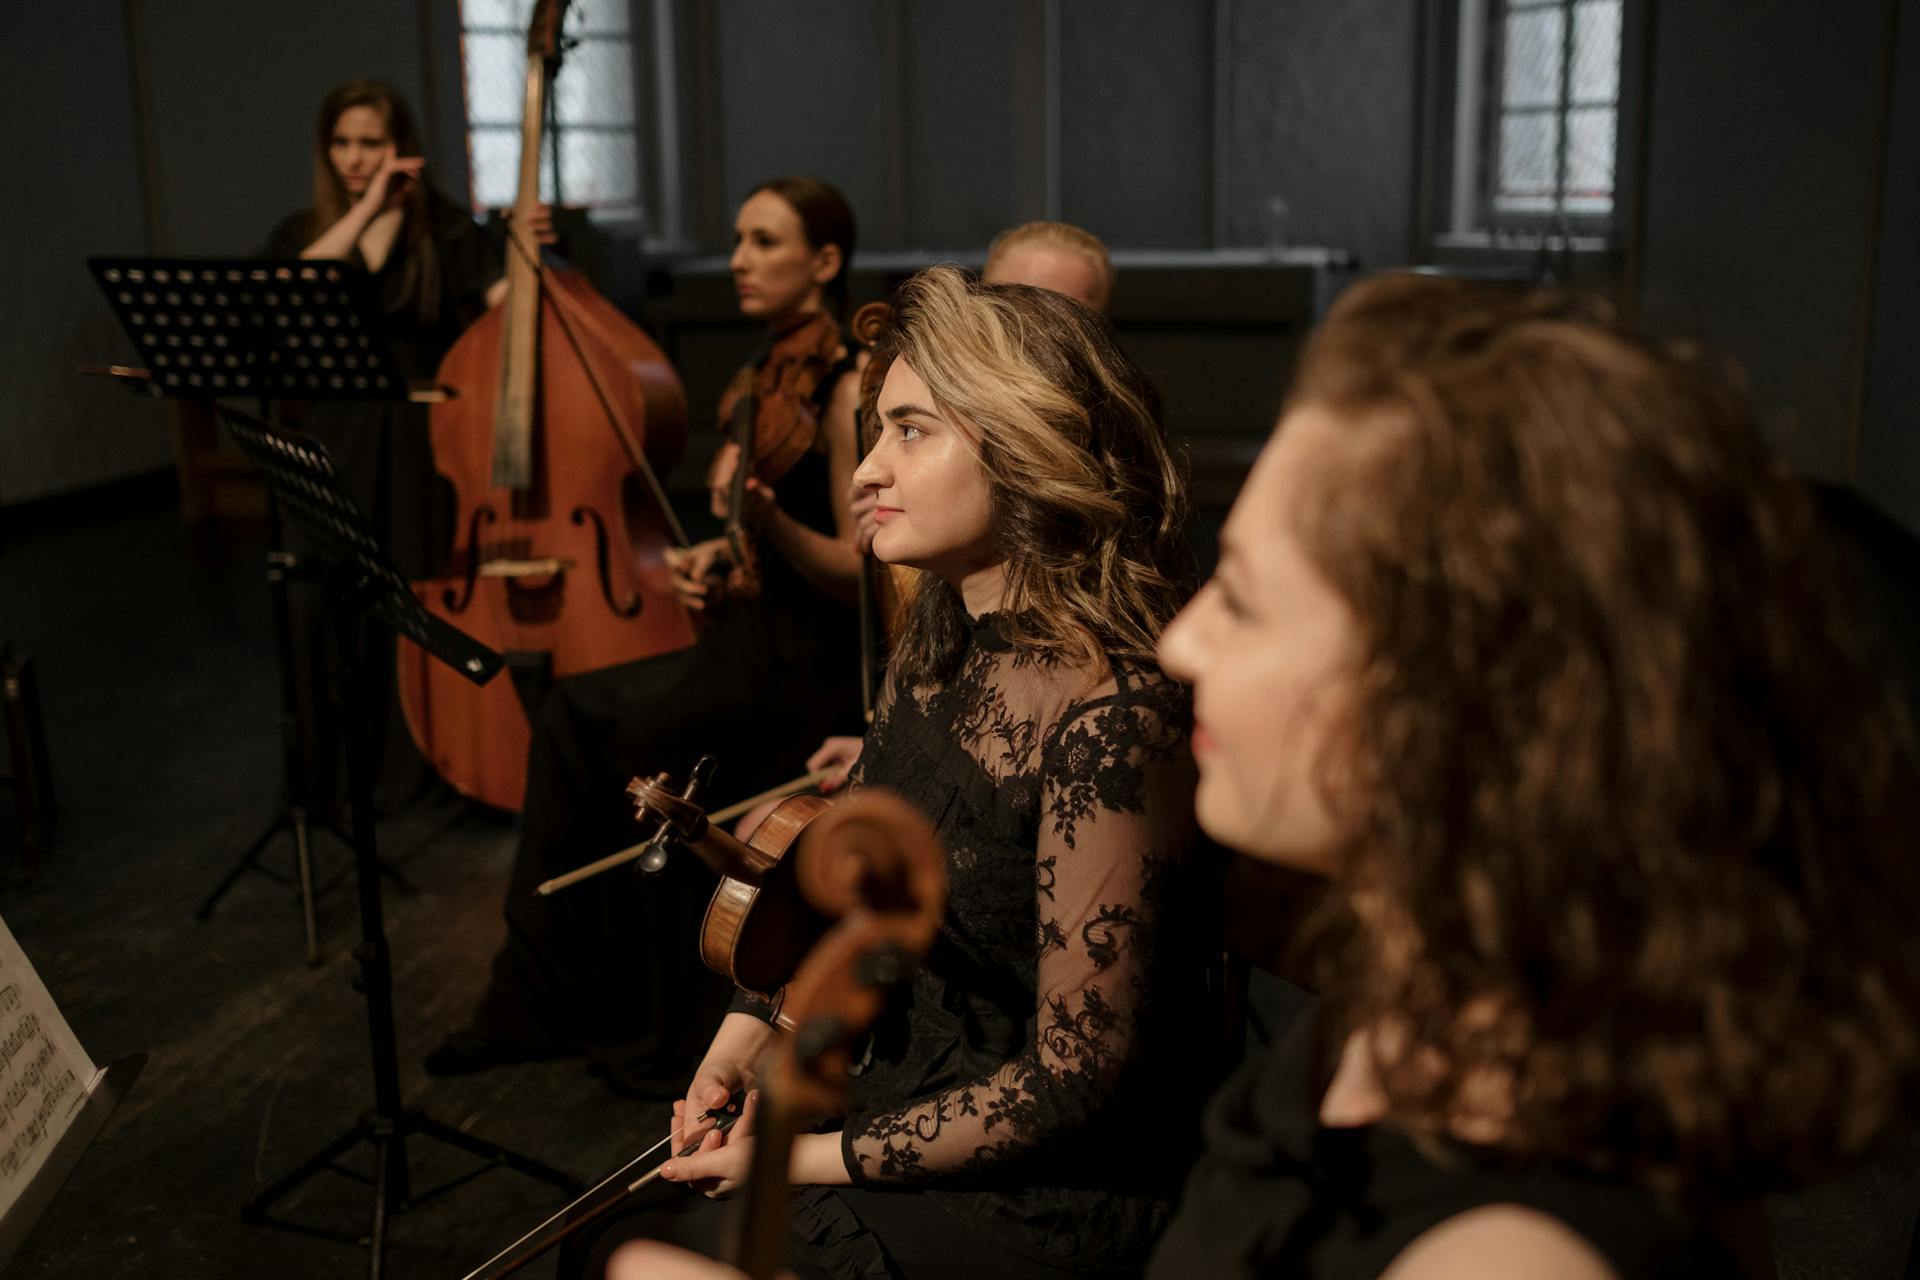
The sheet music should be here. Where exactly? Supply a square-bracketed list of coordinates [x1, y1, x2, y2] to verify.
[0, 914, 98, 1219]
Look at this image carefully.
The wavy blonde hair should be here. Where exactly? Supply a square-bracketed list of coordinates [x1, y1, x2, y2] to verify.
[862, 266, 1191, 683]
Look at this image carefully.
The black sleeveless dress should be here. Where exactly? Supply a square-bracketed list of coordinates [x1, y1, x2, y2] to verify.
[448, 349, 865, 1091]
[1147, 1008, 1747, 1279]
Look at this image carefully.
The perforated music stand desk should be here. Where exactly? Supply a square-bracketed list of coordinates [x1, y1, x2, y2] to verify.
[85, 257, 446, 402]
[83, 257, 451, 966]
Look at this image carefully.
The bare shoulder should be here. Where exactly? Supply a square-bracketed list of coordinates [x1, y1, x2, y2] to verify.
[1380, 1205, 1621, 1280]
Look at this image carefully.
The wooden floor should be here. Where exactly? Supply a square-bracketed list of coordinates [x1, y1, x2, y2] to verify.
[5, 497, 1920, 1279]
[1, 506, 667, 1279]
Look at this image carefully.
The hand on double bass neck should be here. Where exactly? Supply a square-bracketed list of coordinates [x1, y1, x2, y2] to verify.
[482, 201, 559, 309]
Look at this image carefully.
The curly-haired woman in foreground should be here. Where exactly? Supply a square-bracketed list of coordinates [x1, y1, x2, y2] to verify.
[1147, 272, 1920, 1277]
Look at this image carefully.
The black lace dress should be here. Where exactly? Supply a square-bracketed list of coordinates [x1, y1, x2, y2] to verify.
[763, 613, 1212, 1279]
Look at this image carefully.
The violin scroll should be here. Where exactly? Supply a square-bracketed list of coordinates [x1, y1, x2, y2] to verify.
[731, 791, 945, 1279]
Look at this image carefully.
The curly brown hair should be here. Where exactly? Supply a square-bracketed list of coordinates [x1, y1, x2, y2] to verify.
[861, 266, 1193, 684]
[1290, 272, 1920, 1202]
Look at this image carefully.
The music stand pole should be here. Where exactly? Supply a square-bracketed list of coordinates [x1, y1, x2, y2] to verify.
[193, 540, 338, 961]
[84, 258, 429, 957]
[213, 407, 578, 1278]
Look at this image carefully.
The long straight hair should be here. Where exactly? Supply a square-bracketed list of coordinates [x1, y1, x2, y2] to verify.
[310, 80, 441, 323]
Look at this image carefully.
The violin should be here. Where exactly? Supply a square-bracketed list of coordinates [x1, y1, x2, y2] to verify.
[454, 788, 943, 1280]
[624, 766, 856, 1018]
[713, 310, 847, 600]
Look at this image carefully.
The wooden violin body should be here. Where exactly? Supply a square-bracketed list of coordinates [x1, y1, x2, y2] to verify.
[716, 310, 845, 598]
[625, 775, 844, 1017]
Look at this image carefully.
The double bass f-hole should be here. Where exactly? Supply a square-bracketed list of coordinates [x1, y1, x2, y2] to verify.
[570, 505, 642, 618]
[442, 505, 499, 612]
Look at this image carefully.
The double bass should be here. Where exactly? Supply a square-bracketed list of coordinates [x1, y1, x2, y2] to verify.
[398, 0, 695, 811]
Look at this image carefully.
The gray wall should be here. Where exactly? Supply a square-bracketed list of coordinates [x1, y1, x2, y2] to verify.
[0, 0, 459, 507]
[1057, 0, 1215, 249]
[1224, 0, 1420, 270]
[1636, 0, 1898, 484]
[1857, 0, 1920, 533]
[1, 0, 167, 507]
[680, 0, 1416, 261]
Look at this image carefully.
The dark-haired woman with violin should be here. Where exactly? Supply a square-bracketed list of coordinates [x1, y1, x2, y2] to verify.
[426, 177, 869, 1095]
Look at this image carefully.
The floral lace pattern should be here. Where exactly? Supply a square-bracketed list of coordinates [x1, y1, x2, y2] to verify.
[835, 614, 1203, 1269]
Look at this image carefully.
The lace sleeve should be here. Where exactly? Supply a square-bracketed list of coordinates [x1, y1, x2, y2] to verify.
[840, 680, 1194, 1183]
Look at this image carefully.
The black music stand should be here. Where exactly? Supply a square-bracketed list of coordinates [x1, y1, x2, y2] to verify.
[88, 257, 414, 400]
[216, 405, 577, 1276]
[87, 257, 444, 962]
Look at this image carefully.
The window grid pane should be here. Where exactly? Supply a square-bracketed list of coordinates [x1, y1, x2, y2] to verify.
[1486, 0, 1618, 224]
[459, 2, 640, 210]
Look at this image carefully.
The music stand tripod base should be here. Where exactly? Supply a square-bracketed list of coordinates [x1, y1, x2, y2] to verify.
[84, 257, 424, 963]
[218, 406, 577, 1276]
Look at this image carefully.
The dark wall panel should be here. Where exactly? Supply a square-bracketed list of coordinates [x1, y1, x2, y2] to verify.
[902, 0, 1020, 250]
[1637, 0, 1887, 483]
[139, 0, 436, 256]
[711, 0, 893, 247]
[1, 0, 167, 504]
[1858, 0, 1920, 535]
[1057, 0, 1213, 248]
[1224, 0, 1418, 269]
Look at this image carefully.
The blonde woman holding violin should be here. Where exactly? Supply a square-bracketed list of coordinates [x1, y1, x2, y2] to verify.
[571, 266, 1215, 1280]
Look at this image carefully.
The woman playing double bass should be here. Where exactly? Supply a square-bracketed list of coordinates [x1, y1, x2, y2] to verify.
[427, 177, 869, 1094]
[264, 79, 561, 812]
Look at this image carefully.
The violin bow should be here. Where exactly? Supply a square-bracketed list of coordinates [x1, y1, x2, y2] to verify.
[455, 1090, 746, 1280]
